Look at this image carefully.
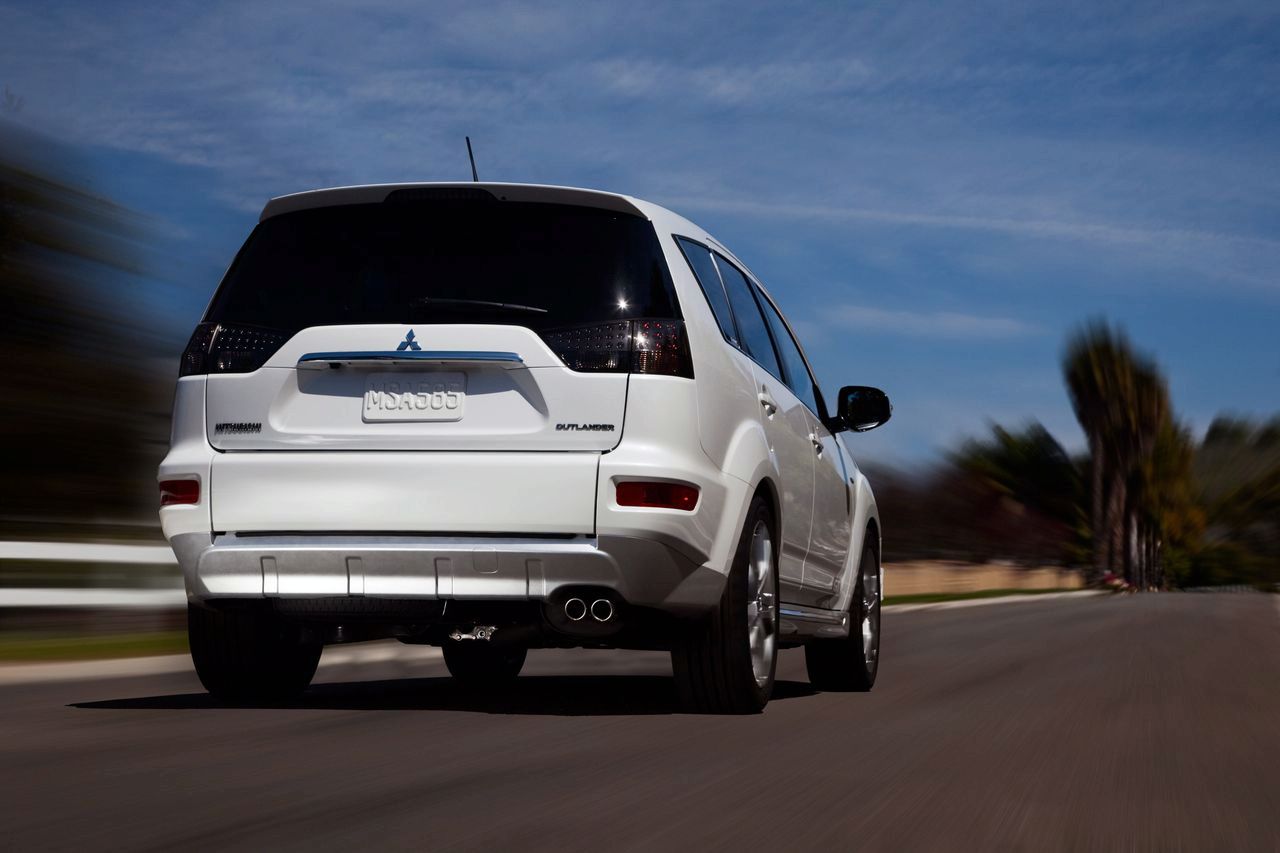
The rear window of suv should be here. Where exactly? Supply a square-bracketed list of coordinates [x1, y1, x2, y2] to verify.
[205, 199, 681, 333]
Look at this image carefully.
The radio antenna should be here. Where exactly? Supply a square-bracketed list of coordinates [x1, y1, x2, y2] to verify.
[465, 136, 479, 182]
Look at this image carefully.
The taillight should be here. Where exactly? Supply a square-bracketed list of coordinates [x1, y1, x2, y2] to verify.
[631, 319, 692, 377]
[540, 321, 632, 372]
[159, 479, 200, 506]
[616, 481, 699, 511]
[540, 319, 693, 378]
[178, 322, 290, 377]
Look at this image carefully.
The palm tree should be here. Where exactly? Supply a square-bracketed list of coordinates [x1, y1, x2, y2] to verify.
[1141, 419, 1202, 587]
[1063, 322, 1138, 582]
[1063, 322, 1192, 588]
[1123, 362, 1169, 586]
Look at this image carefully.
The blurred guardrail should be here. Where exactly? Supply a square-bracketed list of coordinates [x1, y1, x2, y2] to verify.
[11, 544, 1263, 613]
[1, 588, 185, 608]
[0, 541, 175, 565]
[0, 539, 180, 596]
[0, 543, 1088, 609]
[0, 541, 183, 638]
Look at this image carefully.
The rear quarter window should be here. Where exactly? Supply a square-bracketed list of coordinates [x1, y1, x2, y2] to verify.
[674, 237, 738, 345]
[713, 253, 783, 382]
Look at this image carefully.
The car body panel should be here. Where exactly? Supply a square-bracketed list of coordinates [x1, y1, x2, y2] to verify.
[205, 324, 628, 453]
[209, 450, 600, 535]
[159, 182, 883, 636]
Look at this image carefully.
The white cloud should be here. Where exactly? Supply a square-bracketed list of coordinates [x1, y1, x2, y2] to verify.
[667, 195, 1280, 256]
[824, 305, 1040, 339]
[588, 57, 875, 104]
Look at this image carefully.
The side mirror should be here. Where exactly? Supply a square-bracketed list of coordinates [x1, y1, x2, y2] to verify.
[835, 386, 892, 432]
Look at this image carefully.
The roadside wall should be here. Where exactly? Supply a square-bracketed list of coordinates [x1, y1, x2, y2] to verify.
[884, 561, 1084, 597]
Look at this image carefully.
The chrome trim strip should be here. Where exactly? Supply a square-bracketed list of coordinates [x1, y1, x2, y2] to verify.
[779, 603, 850, 639]
[779, 604, 844, 623]
[297, 350, 524, 368]
[212, 533, 598, 551]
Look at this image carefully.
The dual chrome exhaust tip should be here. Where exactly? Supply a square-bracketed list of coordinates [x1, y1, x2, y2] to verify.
[564, 597, 614, 623]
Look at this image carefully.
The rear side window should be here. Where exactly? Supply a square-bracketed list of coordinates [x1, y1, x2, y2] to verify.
[675, 238, 737, 344]
[713, 254, 783, 382]
[206, 200, 680, 333]
[757, 291, 821, 416]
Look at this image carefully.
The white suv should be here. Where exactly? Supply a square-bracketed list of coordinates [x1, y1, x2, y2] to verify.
[159, 183, 890, 713]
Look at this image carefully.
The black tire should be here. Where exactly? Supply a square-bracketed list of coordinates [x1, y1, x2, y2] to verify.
[188, 603, 321, 701]
[805, 541, 880, 691]
[442, 642, 526, 684]
[671, 494, 778, 714]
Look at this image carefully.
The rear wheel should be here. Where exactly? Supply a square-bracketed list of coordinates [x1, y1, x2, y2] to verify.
[671, 494, 778, 714]
[188, 603, 321, 701]
[442, 642, 526, 684]
[805, 541, 880, 691]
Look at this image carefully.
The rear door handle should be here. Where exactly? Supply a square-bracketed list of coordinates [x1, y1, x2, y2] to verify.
[758, 390, 778, 417]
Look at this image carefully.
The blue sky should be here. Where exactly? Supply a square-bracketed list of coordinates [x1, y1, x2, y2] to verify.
[2, 0, 1277, 463]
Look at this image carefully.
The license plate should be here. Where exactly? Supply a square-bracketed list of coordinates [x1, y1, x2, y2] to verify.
[363, 373, 466, 422]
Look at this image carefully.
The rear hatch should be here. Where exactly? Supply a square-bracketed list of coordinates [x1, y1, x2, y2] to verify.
[183, 191, 690, 533]
[205, 323, 631, 452]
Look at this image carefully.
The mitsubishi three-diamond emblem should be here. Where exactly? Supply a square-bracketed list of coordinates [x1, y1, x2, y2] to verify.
[396, 330, 422, 352]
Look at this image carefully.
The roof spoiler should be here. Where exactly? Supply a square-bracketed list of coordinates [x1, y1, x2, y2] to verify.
[260, 183, 647, 222]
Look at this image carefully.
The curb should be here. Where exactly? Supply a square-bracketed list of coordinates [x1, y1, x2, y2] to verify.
[884, 589, 1107, 613]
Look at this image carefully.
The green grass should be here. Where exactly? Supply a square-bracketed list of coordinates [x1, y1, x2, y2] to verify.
[0, 630, 188, 662]
[884, 587, 1083, 606]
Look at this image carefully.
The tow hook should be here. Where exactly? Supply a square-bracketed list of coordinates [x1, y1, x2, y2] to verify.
[449, 625, 498, 642]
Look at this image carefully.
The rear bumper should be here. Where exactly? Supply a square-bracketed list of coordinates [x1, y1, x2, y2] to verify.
[170, 532, 725, 616]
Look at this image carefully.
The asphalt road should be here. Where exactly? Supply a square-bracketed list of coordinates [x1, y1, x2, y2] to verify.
[3, 594, 1278, 851]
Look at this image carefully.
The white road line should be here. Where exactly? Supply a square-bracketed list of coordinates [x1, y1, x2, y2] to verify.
[0, 654, 193, 686]
[0, 641, 443, 687]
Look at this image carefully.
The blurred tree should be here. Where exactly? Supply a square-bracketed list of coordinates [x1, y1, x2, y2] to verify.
[0, 124, 165, 535]
[866, 422, 1084, 566]
[1063, 322, 1139, 582]
[1062, 322, 1194, 588]
[951, 422, 1085, 564]
[1189, 419, 1280, 587]
[1195, 415, 1280, 503]
[1122, 362, 1169, 587]
[1136, 419, 1204, 588]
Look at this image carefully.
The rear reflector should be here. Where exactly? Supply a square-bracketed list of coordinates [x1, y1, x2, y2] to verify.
[159, 479, 200, 506]
[616, 481, 699, 511]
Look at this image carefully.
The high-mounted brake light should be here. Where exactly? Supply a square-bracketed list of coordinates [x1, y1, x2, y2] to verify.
[616, 481, 699, 511]
[159, 479, 200, 506]
[179, 322, 290, 377]
[540, 318, 693, 378]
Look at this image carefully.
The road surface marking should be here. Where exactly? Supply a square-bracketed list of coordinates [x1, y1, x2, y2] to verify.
[0, 642, 443, 686]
